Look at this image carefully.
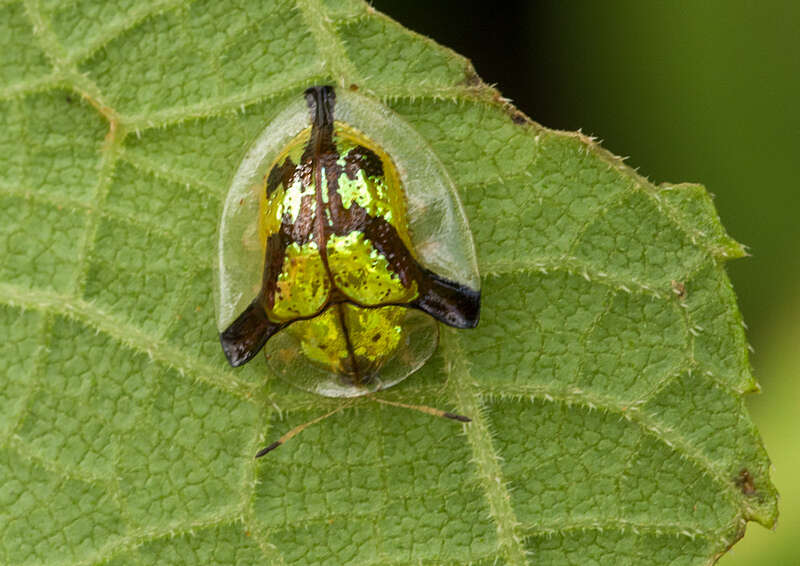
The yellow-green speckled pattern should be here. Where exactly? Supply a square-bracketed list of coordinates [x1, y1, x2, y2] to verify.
[333, 127, 411, 246]
[271, 241, 329, 321]
[258, 120, 421, 379]
[327, 231, 417, 305]
[286, 305, 405, 377]
[259, 127, 312, 242]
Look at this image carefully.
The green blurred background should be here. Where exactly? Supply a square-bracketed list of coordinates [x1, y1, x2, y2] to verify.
[372, 1, 799, 563]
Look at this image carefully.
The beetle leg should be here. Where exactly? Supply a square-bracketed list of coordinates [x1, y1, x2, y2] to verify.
[220, 298, 284, 367]
[411, 267, 481, 329]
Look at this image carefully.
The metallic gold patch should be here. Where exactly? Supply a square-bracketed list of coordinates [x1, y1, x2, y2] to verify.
[270, 241, 329, 321]
[326, 231, 417, 306]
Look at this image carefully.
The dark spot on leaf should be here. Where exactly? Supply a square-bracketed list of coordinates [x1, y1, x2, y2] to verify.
[735, 468, 756, 496]
[462, 68, 481, 87]
[349, 83, 359, 91]
[511, 112, 527, 125]
[500, 103, 528, 126]
[671, 280, 687, 299]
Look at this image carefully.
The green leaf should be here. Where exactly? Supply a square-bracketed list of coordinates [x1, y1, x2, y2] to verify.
[0, 1, 776, 564]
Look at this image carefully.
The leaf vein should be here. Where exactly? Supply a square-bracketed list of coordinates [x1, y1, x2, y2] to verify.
[71, 510, 245, 566]
[443, 330, 529, 566]
[0, 283, 259, 402]
[65, 0, 188, 66]
[477, 386, 746, 510]
[294, 0, 359, 84]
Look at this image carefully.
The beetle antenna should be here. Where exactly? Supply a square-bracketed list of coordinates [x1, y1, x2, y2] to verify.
[255, 397, 469, 458]
[369, 397, 471, 423]
[255, 403, 353, 458]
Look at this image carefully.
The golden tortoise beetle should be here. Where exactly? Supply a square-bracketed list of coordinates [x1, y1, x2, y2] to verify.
[216, 86, 480, 454]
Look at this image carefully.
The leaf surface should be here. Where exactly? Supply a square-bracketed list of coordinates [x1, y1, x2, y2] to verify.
[0, 1, 776, 564]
